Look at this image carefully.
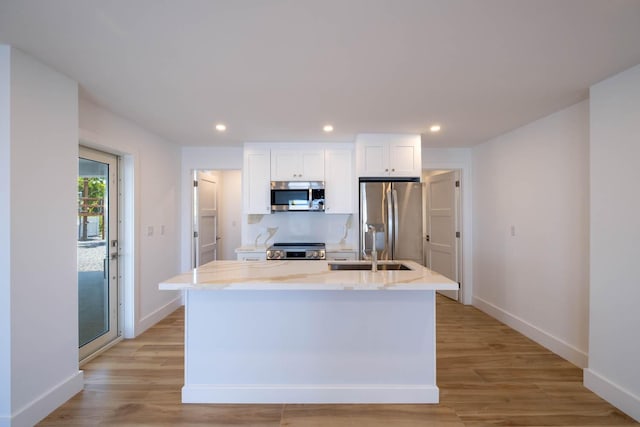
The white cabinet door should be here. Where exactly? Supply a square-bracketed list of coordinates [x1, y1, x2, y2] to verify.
[357, 141, 388, 177]
[389, 138, 421, 177]
[356, 134, 422, 178]
[243, 148, 271, 214]
[300, 150, 325, 180]
[271, 149, 324, 181]
[270, 150, 300, 180]
[324, 148, 354, 214]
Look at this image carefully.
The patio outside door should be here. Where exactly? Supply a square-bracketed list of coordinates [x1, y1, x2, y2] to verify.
[78, 146, 120, 361]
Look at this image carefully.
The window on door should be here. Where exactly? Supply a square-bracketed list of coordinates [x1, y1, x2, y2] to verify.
[78, 146, 120, 361]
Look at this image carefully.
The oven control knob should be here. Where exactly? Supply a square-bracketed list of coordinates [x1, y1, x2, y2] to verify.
[312, 251, 319, 259]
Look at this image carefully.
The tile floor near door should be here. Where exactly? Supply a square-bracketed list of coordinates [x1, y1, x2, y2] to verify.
[40, 296, 638, 426]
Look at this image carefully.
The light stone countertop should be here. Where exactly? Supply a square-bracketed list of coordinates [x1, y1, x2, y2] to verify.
[159, 260, 459, 291]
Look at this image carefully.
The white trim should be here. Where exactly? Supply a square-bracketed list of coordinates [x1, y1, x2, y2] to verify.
[120, 153, 137, 339]
[79, 129, 138, 340]
[182, 384, 439, 404]
[136, 295, 183, 336]
[1, 371, 83, 427]
[473, 296, 588, 368]
[584, 369, 640, 422]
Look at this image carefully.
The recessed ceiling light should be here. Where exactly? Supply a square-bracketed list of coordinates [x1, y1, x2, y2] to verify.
[323, 124, 334, 132]
[430, 124, 441, 132]
[215, 123, 226, 132]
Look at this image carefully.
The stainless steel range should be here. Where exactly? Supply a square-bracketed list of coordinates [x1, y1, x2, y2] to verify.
[266, 242, 326, 260]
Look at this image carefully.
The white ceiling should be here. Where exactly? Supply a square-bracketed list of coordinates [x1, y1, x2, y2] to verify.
[1, 0, 640, 147]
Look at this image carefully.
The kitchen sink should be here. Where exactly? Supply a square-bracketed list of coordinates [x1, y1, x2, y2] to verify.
[328, 262, 412, 271]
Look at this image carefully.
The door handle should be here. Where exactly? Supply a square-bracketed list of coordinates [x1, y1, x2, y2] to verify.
[110, 252, 118, 260]
[392, 189, 399, 254]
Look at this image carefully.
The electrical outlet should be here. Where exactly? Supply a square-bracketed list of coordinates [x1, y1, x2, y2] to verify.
[147, 226, 154, 236]
[510, 225, 516, 236]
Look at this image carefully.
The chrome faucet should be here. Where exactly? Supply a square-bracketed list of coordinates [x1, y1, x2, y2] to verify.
[368, 225, 378, 272]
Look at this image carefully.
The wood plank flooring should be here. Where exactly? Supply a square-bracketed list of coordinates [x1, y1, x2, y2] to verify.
[39, 296, 638, 426]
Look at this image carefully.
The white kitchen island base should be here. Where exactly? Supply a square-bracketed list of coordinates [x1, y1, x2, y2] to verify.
[183, 289, 438, 404]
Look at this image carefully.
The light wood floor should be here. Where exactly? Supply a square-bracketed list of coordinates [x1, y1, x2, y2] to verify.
[40, 296, 638, 426]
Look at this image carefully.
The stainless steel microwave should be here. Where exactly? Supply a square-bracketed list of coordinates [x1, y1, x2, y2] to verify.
[270, 181, 325, 212]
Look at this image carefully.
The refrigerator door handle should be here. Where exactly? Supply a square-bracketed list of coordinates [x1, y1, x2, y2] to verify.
[392, 189, 399, 257]
[386, 188, 393, 257]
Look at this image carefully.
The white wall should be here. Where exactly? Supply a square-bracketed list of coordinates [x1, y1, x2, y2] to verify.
[471, 101, 590, 368]
[180, 146, 243, 270]
[0, 45, 12, 425]
[0, 46, 83, 427]
[585, 64, 640, 421]
[79, 97, 182, 336]
[422, 147, 473, 304]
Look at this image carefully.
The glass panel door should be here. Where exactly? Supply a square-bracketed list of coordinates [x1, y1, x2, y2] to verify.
[78, 146, 119, 361]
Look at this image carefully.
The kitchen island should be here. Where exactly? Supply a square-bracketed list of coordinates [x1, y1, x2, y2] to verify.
[159, 260, 458, 404]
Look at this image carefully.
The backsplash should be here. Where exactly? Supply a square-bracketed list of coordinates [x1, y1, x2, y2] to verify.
[242, 212, 357, 248]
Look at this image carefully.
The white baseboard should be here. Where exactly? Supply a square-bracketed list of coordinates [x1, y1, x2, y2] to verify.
[182, 384, 439, 404]
[584, 369, 640, 422]
[136, 295, 183, 337]
[473, 296, 588, 368]
[1, 370, 83, 427]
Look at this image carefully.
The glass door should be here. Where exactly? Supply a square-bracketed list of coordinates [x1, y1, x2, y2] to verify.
[78, 146, 119, 361]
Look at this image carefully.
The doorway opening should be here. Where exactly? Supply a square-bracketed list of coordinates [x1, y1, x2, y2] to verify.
[78, 146, 121, 361]
[422, 169, 462, 302]
[192, 169, 242, 266]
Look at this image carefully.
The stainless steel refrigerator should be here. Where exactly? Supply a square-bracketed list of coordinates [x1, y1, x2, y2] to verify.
[359, 179, 423, 264]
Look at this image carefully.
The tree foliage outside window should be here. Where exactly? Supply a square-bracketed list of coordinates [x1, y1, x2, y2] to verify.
[78, 177, 106, 238]
[78, 177, 106, 200]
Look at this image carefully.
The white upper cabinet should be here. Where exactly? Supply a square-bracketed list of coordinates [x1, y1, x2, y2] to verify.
[324, 147, 354, 214]
[271, 149, 324, 181]
[356, 134, 422, 178]
[243, 147, 271, 214]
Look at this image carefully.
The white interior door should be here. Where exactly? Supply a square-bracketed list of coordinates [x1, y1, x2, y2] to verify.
[195, 171, 218, 266]
[424, 171, 459, 301]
